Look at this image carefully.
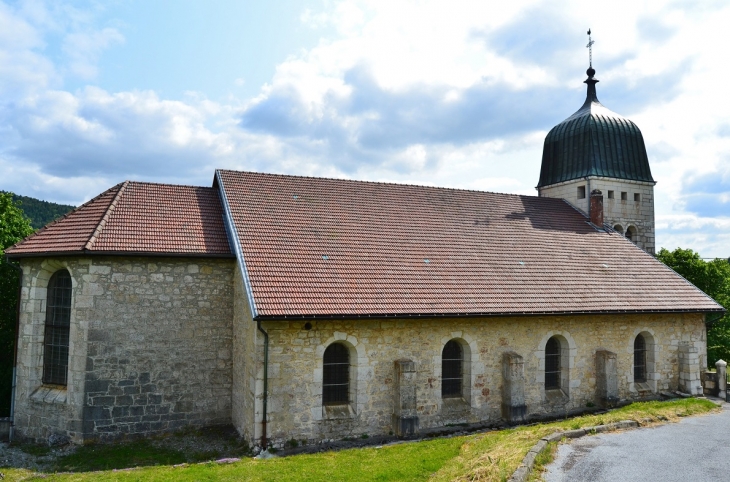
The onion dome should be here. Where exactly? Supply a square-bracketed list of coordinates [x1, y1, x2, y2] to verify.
[537, 68, 655, 188]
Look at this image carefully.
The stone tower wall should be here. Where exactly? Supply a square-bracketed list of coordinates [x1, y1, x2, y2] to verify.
[538, 176, 655, 254]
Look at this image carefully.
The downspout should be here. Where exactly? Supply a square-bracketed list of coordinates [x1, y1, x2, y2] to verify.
[5, 256, 22, 443]
[706, 311, 725, 328]
[257, 320, 269, 449]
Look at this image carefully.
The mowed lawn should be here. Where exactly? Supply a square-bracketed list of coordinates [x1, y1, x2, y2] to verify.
[3, 398, 718, 482]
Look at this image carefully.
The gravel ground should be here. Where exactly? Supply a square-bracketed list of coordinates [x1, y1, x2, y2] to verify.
[0, 440, 77, 472]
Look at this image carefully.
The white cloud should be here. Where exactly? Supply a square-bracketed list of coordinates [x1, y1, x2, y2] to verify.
[0, 2, 58, 95]
[1, 0, 730, 257]
[62, 27, 124, 79]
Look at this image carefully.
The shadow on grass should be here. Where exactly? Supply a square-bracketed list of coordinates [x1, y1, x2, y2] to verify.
[26, 425, 251, 473]
[53, 440, 188, 472]
[16, 443, 54, 457]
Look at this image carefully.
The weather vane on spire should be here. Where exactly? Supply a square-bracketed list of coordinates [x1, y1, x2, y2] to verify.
[586, 29, 595, 68]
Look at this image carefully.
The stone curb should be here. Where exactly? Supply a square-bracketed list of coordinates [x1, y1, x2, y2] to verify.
[508, 420, 639, 482]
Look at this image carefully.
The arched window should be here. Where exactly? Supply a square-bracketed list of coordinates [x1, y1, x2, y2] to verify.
[634, 335, 647, 383]
[442, 340, 463, 398]
[545, 337, 561, 390]
[43, 270, 72, 386]
[626, 225, 637, 242]
[613, 224, 624, 235]
[323, 343, 349, 405]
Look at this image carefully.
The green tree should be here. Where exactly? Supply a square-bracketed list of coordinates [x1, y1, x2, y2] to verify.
[656, 247, 730, 367]
[2, 191, 75, 229]
[0, 192, 34, 416]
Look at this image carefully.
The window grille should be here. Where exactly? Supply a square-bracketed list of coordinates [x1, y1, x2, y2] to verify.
[634, 335, 647, 383]
[43, 270, 72, 385]
[442, 340, 463, 398]
[545, 337, 561, 390]
[323, 343, 349, 404]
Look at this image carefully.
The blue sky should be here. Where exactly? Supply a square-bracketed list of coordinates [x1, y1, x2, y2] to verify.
[0, 0, 729, 257]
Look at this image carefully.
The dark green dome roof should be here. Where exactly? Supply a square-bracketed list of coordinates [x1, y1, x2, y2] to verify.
[537, 69, 655, 188]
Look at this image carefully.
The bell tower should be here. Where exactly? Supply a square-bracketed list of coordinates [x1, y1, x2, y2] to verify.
[537, 30, 656, 253]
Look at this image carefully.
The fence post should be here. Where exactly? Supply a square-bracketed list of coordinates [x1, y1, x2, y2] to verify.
[716, 359, 727, 400]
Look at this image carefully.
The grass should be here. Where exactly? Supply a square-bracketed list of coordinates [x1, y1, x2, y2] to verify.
[53, 440, 188, 472]
[527, 441, 558, 482]
[18, 444, 54, 457]
[0, 398, 718, 482]
[429, 398, 718, 482]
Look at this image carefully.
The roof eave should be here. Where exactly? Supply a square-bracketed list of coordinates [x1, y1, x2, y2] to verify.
[537, 174, 657, 189]
[4, 250, 235, 259]
[254, 307, 726, 322]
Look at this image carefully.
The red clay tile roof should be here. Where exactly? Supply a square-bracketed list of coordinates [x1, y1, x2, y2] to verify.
[217, 170, 724, 317]
[6, 181, 232, 257]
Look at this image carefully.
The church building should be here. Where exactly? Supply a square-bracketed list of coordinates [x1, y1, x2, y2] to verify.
[6, 64, 724, 446]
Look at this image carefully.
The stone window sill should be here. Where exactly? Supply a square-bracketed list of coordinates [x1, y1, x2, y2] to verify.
[545, 388, 568, 402]
[323, 403, 355, 420]
[633, 381, 654, 392]
[30, 385, 67, 404]
[441, 396, 470, 411]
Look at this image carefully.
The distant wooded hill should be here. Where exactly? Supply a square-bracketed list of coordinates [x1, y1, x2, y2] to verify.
[3, 192, 76, 230]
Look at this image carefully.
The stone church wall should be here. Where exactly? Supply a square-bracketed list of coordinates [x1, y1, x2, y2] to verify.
[13, 255, 708, 446]
[14, 256, 234, 443]
[231, 264, 259, 443]
[257, 313, 705, 446]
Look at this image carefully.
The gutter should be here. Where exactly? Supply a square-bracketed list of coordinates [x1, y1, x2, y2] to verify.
[254, 307, 727, 322]
[5, 251, 235, 260]
[214, 171, 258, 317]
[5, 256, 22, 443]
[706, 311, 726, 328]
[257, 321, 269, 449]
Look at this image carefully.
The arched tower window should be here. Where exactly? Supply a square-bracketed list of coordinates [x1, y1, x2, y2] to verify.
[43, 270, 72, 386]
[544, 337, 561, 390]
[442, 340, 463, 398]
[634, 335, 647, 383]
[323, 343, 349, 404]
[613, 224, 624, 235]
[626, 225, 637, 242]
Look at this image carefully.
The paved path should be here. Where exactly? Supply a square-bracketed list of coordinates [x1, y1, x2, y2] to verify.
[544, 402, 730, 482]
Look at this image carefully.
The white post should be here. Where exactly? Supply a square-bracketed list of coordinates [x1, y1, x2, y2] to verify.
[716, 359, 727, 400]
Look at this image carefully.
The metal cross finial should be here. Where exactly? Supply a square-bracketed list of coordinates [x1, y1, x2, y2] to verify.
[586, 29, 595, 68]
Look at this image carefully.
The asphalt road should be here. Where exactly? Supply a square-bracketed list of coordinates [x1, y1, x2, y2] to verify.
[544, 402, 730, 482]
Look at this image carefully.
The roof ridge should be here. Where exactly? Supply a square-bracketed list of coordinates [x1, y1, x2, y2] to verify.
[4, 182, 125, 253]
[217, 169, 535, 199]
[125, 180, 211, 189]
[85, 180, 129, 251]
